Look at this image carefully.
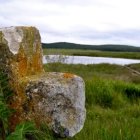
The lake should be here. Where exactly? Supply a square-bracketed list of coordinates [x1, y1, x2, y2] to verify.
[43, 55, 140, 65]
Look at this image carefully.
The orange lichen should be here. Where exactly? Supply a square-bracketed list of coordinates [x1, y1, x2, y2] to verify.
[63, 73, 75, 79]
[2, 27, 45, 131]
[17, 46, 28, 77]
[8, 78, 27, 131]
[31, 42, 44, 74]
[7, 27, 43, 130]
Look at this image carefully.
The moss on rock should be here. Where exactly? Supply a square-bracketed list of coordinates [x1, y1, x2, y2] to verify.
[0, 26, 86, 137]
[0, 26, 44, 130]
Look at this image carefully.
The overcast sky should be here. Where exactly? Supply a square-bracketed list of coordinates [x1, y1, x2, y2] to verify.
[0, 0, 140, 46]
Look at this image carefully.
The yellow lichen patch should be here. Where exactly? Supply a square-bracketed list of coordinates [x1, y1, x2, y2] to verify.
[17, 46, 28, 77]
[63, 73, 75, 79]
[1, 26, 45, 131]
[17, 26, 44, 75]
[31, 42, 44, 74]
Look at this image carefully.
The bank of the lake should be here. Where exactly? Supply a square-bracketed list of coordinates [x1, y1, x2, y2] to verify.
[43, 55, 140, 65]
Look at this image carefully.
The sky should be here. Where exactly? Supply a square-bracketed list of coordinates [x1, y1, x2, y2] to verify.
[0, 0, 140, 46]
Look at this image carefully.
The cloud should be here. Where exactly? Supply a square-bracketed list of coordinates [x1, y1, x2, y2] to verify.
[43, 27, 140, 46]
[0, 0, 140, 46]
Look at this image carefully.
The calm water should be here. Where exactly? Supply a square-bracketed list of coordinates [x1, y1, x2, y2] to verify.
[43, 55, 140, 65]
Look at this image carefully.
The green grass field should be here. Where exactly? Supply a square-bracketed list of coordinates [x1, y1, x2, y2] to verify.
[43, 48, 140, 59]
[44, 63, 140, 140]
[0, 48, 140, 140]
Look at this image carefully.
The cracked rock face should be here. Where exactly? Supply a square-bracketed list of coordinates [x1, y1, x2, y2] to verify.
[25, 72, 86, 137]
[0, 26, 86, 137]
[0, 26, 44, 77]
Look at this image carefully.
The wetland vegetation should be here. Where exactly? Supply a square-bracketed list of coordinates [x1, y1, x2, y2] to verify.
[43, 60, 140, 140]
[0, 47, 140, 140]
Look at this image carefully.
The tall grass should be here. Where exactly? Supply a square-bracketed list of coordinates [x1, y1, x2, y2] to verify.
[44, 63, 139, 83]
[72, 78, 140, 140]
[0, 70, 13, 139]
[0, 61, 140, 139]
[44, 63, 140, 140]
[43, 48, 140, 59]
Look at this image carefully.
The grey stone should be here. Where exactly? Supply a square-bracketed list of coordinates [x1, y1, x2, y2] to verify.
[0, 26, 23, 54]
[25, 72, 86, 137]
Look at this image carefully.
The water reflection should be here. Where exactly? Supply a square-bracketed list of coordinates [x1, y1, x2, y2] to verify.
[43, 55, 140, 66]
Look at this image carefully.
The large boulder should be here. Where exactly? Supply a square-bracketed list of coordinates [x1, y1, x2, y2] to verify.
[25, 72, 85, 137]
[0, 26, 44, 131]
[0, 26, 86, 137]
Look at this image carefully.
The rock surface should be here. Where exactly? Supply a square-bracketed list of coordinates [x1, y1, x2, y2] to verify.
[0, 26, 43, 77]
[0, 26, 86, 137]
[25, 72, 86, 137]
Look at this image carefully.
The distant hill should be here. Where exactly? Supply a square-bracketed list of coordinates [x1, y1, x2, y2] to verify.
[42, 42, 140, 52]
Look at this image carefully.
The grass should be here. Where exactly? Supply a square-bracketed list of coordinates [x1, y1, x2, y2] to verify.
[0, 47, 140, 139]
[127, 63, 140, 73]
[43, 48, 140, 59]
[44, 63, 140, 140]
[44, 63, 140, 83]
